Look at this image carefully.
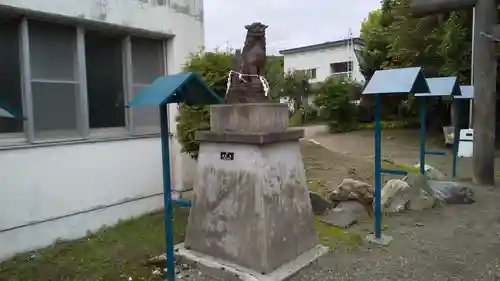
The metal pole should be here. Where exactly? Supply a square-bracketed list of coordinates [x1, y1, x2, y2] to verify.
[469, 6, 475, 128]
[452, 101, 460, 178]
[160, 104, 175, 281]
[374, 94, 382, 239]
[419, 98, 427, 174]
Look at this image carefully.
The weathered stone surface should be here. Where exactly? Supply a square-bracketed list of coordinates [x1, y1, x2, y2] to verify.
[195, 129, 304, 145]
[321, 201, 370, 228]
[225, 81, 270, 104]
[428, 180, 475, 204]
[184, 141, 318, 274]
[405, 173, 436, 199]
[381, 179, 413, 213]
[309, 192, 334, 215]
[407, 189, 435, 211]
[210, 103, 289, 134]
[225, 22, 269, 104]
[412, 164, 445, 180]
[328, 179, 373, 205]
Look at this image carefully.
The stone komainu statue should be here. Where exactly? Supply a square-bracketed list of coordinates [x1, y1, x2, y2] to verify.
[225, 22, 270, 104]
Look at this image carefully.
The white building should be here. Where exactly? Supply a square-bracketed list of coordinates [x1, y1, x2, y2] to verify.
[0, 0, 203, 260]
[279, 38, 365, 84]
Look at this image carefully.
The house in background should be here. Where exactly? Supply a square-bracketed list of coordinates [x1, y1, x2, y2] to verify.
[279, 37, 365, 84]
[278, 38, 365, 110]
[0, 0, 203, 260]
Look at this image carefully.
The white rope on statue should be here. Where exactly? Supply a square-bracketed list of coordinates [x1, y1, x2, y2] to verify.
[225, 70, 271, 98]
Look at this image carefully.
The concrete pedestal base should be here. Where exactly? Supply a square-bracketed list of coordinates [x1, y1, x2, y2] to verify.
[185, 103, 320, 275]
[365, 234, 393, 246]
[175, 243, 328, 281]
[184, 140, 319, 273]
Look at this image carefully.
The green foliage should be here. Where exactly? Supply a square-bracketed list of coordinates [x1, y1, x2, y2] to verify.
[266, 55, 285, 101]
[177, 51, 232, 159]
[360, 9, 389, 80]
[289, 106, 320, 126]
[177, 51, 285, 159]
[281, 70, 313, 112]
[359, 0, 474, 130]
[289, 111, 304, 126]
[314, 77, 360, 133]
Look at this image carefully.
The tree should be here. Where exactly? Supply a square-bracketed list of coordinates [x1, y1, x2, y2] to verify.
[314, 77, 361, 133]
[280, 70, 312, 112]
[266, 55, 285, 101]
[360, 0, 474, 131]
[360, 9, 389, 81]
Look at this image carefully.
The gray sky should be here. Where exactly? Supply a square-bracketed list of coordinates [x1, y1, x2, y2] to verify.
[203, 0, 381, 54]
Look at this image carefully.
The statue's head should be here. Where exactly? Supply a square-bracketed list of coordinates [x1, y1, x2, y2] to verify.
[245, 22, 268, 37]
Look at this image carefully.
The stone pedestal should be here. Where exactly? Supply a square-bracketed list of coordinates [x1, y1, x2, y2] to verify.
[180, 103, 325, 280]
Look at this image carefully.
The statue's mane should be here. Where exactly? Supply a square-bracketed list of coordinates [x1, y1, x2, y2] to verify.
[242, 23, 267, 51]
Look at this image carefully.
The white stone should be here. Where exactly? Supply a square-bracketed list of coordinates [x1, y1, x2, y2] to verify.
[381, 179, 412, 213]
[412, 164, 445, 180]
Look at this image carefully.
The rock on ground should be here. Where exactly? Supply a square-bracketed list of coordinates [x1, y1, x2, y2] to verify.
[321, 201, 370, 228]
[412, 163, 445, 180]
[328, 179, 373, 205]
[407, 188, 435, 211]
[309, 191, 335, 215]
[428, 180, 475, 204]
[381, 179, 413, 213]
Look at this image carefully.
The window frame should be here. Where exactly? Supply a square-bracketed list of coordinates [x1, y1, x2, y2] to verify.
[0, 16, 169, 149]
[0, 17, 25, 142]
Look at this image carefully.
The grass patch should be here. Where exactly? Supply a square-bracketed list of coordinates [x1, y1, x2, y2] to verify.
[314, 217, 363, 249]
[0, 207, 190, 281]
[308, 179, 329, 196]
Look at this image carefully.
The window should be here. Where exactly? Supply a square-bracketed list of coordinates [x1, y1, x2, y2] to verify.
[308, 68, 317, 79]
[294, 68, 316, 79]
[0, 19, 23, 136]
[130, 37, 164, 134]
[28, 20, 79, 139]
[330, 62, 349, 73]
[0, 16, 168, 147]
[85, 31, 126, 133]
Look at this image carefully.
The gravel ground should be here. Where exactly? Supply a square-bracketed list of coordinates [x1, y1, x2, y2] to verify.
[291, 185, 500, 281]
[178, 127, 500, 281]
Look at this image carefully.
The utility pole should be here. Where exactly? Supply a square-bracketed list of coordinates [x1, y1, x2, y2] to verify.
[347, 28, 354, 80]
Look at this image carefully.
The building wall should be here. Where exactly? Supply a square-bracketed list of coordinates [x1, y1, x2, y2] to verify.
[283, 44, 365, 84]
[0, 139, 164, 259]
[0, 0, 204, 260]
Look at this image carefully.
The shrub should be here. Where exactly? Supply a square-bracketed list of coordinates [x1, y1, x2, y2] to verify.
[176, 51, 232, 159]
[314, 77, 360, 133]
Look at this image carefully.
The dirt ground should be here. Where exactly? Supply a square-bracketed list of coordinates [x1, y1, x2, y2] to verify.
[292, 126, 500, 281]
[303, 125, 500, 182]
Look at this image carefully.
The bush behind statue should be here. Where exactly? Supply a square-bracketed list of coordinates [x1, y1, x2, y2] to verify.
[314, 77, 361, 133]
[176, 51, 232, 159]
